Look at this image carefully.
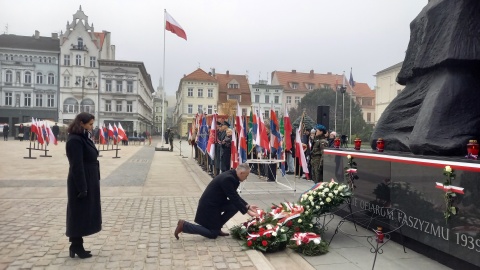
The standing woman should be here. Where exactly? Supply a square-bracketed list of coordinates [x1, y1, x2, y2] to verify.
[221, 129, 232, 172]
[65, 112, 101, 259]
[18, 124, 25, 141]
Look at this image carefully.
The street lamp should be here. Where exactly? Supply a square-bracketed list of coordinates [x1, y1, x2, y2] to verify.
[336, 84, 347, 134]
[75, 76, 92, 112]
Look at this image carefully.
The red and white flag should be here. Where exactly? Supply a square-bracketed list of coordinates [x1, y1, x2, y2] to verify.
[295, 118, 309, 178]
[37, 120, 45, 145]
[435, 182, 465, 194]
[30, 117, 38, 139]
[231, 123, 239, 169]
[284, 106, 293, 151]
[107, 123, 114, 138]
[99, 124, 107, 144]
[206, 114, 217, 159]
[46, 122, 58, 145]
[117, 123, 127, 140]
[165, 11, 187, 40]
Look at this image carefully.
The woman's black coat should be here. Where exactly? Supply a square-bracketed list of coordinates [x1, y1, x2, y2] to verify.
[65, 133, 101, 237]
[195, 170, 248, 230]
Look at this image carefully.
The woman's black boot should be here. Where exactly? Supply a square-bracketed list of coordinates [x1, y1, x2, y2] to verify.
[69, 237, 92, 259]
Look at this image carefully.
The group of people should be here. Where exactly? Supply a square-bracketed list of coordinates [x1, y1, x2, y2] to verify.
[1, 122, 61, 142]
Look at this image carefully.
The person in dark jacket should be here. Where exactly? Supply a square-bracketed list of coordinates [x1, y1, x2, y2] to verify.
[18, 124, 25, 141]
[52, 123, 60, 140]
[3, 124, 9, 141]
[220, 128, 232, 172]
[65, 112, 101, 259]
[174, 163, 260, 239]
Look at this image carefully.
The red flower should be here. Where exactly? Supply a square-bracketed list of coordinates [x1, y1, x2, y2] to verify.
[294, 227, 300, 232]
[302, 237, 309, 244]
[262, 240, 268, 246]
[247, 240, 253, 247]
[286, 221, 293, 227]
[271, 205, 276, 209]
[243, 222, 248, 226]
[266, 233, 271, 238]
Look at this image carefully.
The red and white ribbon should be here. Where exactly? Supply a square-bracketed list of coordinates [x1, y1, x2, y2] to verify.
[291, 232, 321, 246]
[346, 168, 357, 173]
[435, 182, 465, 194]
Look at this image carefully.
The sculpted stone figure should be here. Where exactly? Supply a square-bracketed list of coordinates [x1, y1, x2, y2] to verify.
[371, 0, 480, 156]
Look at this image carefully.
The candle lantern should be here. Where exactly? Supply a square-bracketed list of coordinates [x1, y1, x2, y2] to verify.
[334, 137, 341, 148]
[354, 138, 362, 150]
[377, 138, 385, 152]
[376, 226, 384, 243]
[467, 140, 479, 157]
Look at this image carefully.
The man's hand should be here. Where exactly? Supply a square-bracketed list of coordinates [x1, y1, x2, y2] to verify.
[248, 205, 260, 212]
[247, 209, 259, 217]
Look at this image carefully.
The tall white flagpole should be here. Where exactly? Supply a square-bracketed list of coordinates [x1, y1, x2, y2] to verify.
[161, 9, 167, 146]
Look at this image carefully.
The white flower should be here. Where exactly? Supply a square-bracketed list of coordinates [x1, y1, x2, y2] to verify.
[323, 188, 329, 192]
[281, 228, 286, 232]
[308, 190, 313, 194]
[309, 224, 313, 228]
[328, 193, 334, 197]
[334, 190, 338, 195]
[313, 239, 321, 244]
[302, 194, 308, 199]
[308, 196, 314, 201]
[272, 232, 277, 237]
[241, 226, 246, 229]
[266, 224, 273, 230]
[316, 205, 320, 209]
[347, 155, 351, 159]
[311, 202, 314, 206]
[329, 182, 334, 188]
[320, 202, 324, 205]
[445, 166, 452, 172]
[298, 219, 302, 223]
[326, 197, 332, 203]
[338, 186, 344, 191]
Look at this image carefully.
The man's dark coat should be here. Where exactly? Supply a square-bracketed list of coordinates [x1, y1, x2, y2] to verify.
[195, 170, 248, 230]
[65, 133, 102, 237]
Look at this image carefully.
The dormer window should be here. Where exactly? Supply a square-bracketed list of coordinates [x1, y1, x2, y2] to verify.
[77, 38, 83, 48]
[307, 84, 314, 90]
[228, 83, 239, 89]
[291, 82, 298, 89]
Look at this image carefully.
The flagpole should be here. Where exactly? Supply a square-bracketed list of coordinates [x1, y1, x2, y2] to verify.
[349, 67, 353, 143]
[161, 9, 167, 147]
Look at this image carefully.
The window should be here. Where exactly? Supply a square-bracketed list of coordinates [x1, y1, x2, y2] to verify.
[295, 96, 300, 104]
[5, 92, 12, 106]
[242, 108, 247, 116]
[29, 56, 32, 62]
[106, 80, 112, 92]
[208, 89, 213, 98]
[307, 84, 314, 90]
[105, 100, 112, 112]
[274, 96, 279, 104]
[367, 113, 372, 122]
[48, 57, 52, 63]
[24, 72, 32, 84]
[198, 88, 203, 97]
[90, 56, 96, 68]
[264, 110, 269, 119]
[24, 93, 31, 107]
[275, 110, 279, 116]
[75, 76, 81, 85]
[127, 101, 133, 112]
[292, 83, 298, 89]
[5, 70, 12, 83]
[36, 72, 43, 84]
[116, 80, 123, 92]
[78, 38, 83, 48]
[75, 55, 81, 66]
[39, 57, 43, 63]
[127, 81, 133, 93]
[116, 101, 122, 112]
[64, 55, 70, 66]
[35, 94, 43, 107]
[16, 71, 20, 83]
[265, 95, 270, 104]
[47, 94, 54, 107]
[188, 104, 193, 114]
[63, 76, 70, 87]
[364, 99, 372, 106]
[48, 73, 55, 85]
[187, 88, 193, 97]
[229, 83, 239, 89]
[287, 96, 292, 104]
[198, 105, 203, 113]
[254, 94, 260, 103]
[207, 105, 213, 114]
[64, 98, 78, 113]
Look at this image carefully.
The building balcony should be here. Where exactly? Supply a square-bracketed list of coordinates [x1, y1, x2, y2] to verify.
[70, 44, 88, 51]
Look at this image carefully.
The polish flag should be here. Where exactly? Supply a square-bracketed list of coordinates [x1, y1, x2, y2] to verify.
[206, 114, 217, 159]
[30, 117, 38, 138]
[165, 11, 187, 40]
[46, 122, 58, 145]
[117, 123, 127, 140]
[108, 123, 114, 138]
[238, 116, 247, 164]
[99, 124, 107, 144]
[284, 106, 293, 151]
[231, 124, 239, 169]
[113, 123, 119, 138]
[295, 118, 309, 178]
[37, 120, 45, 145]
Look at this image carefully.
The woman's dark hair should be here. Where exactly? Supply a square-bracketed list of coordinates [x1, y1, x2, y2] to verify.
[68, 112, 95, 135]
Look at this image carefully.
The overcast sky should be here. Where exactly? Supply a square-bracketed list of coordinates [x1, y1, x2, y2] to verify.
[0, 0, 426, 95]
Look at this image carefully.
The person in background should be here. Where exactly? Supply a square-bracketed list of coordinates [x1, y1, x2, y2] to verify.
[18, 124, 25, 141]
[221, 128, 232, 172]
[3, 124, 9, 141]
[52, 123, 60, 140]
[310, 125, 329, 183]
[174, 163, 260, 239]
[65, 112, 101, 259]
[168, 129, 175, 151]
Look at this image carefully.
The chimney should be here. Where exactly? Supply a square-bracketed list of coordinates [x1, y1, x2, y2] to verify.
[327, 72, 332, 75]
[34, 30, 40, 39]
[226, 70, 229, 76]
[292, 69, 296, 73]
[51, 33, 58, 39]
[310, 70, 314, 77]
[211, 68, 215, 76]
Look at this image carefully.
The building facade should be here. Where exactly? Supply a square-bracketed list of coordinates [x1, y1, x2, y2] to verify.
[352, 82, 375, 125]
[58, 6, 115, 124]
[0, 32, 60, 136]
[174, 68, 218, 137]
[98, 59, 154, 136]
[215, 70, 251, 117]
[250, 80, 284, 119]
[374, 62, 404, 124]
[153, 80, 168, 135]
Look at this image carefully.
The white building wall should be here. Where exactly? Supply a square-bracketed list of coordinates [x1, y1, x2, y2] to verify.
[374, 64, 404, 124]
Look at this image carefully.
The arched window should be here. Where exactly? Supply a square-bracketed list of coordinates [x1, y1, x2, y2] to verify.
[36, 72, 43, 84]
[80, 98, 95, 114]
[64, 98, 79, 113]
[48, 73, 55, 85]
[76, 55, 82, 66]
[77, 38, 83, 48]
[24, 71, 32, 84]
[5, 70, 13, 83]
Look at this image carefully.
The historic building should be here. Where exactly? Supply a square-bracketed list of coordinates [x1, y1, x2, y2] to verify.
[98, 59, 154, 136]
[0, 32, 60, 135]
[58, 6, 115, 124]
[173, 68, 218, 137]
[215, 70, 251, 117]
[352, 82, 375, 125]
[153, 79, 168, 135]
[374, 62, 404, 124]
[250, 80, 284, 119]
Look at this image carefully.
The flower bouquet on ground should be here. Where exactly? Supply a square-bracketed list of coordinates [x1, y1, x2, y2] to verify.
[299, 179, 352, 216]
[288, 232, 329, 256]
